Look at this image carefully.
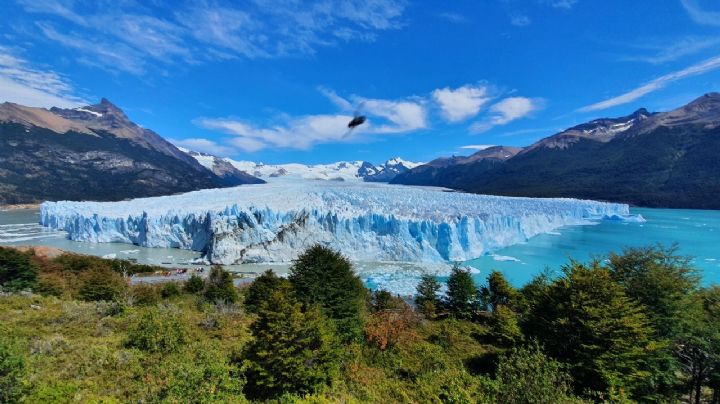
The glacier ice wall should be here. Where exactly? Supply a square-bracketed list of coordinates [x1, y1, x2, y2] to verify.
[39, 182, 638, 264]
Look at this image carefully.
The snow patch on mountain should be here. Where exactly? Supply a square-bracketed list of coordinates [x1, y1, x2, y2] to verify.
[180, 148, 422, 183]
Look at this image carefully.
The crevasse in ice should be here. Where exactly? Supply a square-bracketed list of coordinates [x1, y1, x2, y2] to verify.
[39, 182, 641, 264]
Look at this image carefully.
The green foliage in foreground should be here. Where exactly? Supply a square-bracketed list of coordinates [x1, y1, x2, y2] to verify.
[241, 283, 340, 400]
[125, 308, 189, 354]
[290, 244, 366, 342]
[204, 266, 239, 304]
[0, 335, 27, 403]
[244, 269, 289, 314]
[445, 265, 481, 319]
[0, 244, 719, 403]
[0, 248, 37, 291]
[493, 342, 576, 403]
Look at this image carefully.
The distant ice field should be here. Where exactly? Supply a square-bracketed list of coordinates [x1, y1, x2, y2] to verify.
[39, 181, 639, 266]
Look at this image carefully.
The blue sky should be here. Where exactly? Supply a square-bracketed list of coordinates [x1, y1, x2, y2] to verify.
[2, 0, 720, 164]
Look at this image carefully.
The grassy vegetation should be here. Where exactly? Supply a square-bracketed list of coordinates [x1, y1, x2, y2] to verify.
[1, 244, 719, 402]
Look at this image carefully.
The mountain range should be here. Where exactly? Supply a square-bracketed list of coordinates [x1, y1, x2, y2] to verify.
[2, 94, 719, 209]
[0, 99, 264, 204]
[393, 93, 720, 209]
[181, 149, 422, 183]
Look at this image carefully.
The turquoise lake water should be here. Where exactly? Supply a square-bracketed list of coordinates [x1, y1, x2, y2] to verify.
[465, 207, 720, 287]
[1, 207, 719, 290]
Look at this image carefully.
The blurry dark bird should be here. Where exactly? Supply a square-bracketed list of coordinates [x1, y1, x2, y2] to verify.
[348, 115, 366, 129]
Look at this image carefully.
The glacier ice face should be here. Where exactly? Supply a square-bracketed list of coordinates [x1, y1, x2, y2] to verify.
[39, 182, 638, 265]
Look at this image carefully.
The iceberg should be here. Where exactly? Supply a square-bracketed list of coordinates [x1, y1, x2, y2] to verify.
[39, 182, 638, 265]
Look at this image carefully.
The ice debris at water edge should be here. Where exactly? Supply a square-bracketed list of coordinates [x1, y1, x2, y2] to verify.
[39, 182, 643, 265]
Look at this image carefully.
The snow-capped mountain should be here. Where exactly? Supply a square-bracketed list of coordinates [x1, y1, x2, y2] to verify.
[181, 149, 422, 183]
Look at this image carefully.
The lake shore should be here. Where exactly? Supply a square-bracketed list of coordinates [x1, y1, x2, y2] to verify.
[0, 203, 41, 211]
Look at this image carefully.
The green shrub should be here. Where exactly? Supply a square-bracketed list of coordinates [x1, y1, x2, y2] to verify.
[0, 247, 38, 291]
[77, 267, 127, 302]
[0, 336, 27, 403]
[160, 281, 182, 298]
[204, 266, 238, 304]
[35, 272, 68, 297]
[125, 308, 189, 354]
[184, 274, 205, 294]
[493, 342, 576, 403]
[150, 343, 244, 402]
[131, 284, 160, 306]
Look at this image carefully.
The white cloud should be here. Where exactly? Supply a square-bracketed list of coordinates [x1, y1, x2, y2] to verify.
[18, 0, 407, 74]
[681, 0, 720, 26]
[624, 36, 720, 64]
[548, 0, 578, 9]
[169, 137, 234, 156]
[459, 144, 496, 150]
[438, 12, 468, 23]
[361, 98, 427, 133]
[321, 88, 428, 132]
[579, 54, 720, 112]
[471, 97, 543, 132]
[0, 46, 86, 108]
[37, 23, 147, 75]
[432, 84, 491, 122]
[195, 114, 354, 152]
[318, 87, 354, 111]
[195, 88, 427, 152]
[511, 15, 531, 26]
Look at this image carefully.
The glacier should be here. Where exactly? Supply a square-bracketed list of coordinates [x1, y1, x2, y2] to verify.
[39, 182, 641, 265]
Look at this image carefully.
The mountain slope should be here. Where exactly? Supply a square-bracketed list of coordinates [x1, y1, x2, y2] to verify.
[393, 93, 720, 209]
[0, 99, 262, 204]
[392, 146, 521, 187]
[179, 149, 265, 186]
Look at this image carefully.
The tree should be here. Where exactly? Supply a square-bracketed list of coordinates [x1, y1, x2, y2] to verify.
[493, 342, 576, 403]
[444, 265, 480, 320]
[369, 289, 405, 312]
[244, 269, 289, 313]
[125, 308, 189, 354]
[77, 267, 127, 301]
[608, 245, 701, 399]
[0, 336, 26, 403]
[414, 274, 441, 318]
[289, 245, 366, 342]
[184, 274, 204, 294]
[489, 305, 523, 347]
[678, 287, 720, 404]
[608, 245, 699, 339]
[241, 284, 340, 400]
[204, 266, 238, 304]
[0, 247, 37, 291]
[480, 270, 518, 313]
[523, 260, 657, 398]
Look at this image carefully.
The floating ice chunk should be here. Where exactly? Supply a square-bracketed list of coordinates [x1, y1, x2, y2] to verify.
[490, 254, 522, 262]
